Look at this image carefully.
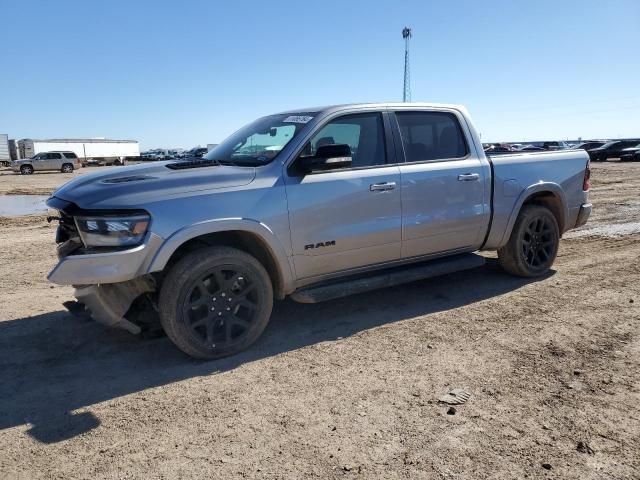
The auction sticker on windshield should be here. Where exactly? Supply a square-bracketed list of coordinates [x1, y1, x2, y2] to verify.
[283, 115, 313, 124]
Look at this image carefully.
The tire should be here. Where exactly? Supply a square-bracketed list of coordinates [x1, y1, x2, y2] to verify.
[20, 164, 34, 175]
[498, 205, 560, 277]
[159, 246, 274, 359]
[61, 163, 74, 173]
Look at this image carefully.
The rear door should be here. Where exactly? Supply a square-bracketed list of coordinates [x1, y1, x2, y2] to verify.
[43, 152, 62, 170]
[391, 110, 490, 258]
[285, 111, 402, 280]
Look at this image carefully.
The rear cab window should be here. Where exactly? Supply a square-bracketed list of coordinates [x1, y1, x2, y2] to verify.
[394, 111, 468, 162]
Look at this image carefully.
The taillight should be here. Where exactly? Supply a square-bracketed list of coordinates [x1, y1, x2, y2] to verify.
[583, 160, 591, 191]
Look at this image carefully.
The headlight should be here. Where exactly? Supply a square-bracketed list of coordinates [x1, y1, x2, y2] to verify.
[75, 214, 150, 248]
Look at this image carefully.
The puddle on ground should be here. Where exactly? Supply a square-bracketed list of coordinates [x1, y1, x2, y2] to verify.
[0, 195, 49, 216]
[565, 222, 640, 239]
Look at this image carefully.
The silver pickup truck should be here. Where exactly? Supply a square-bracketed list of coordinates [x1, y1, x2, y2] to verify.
[46, 103, 592, 359]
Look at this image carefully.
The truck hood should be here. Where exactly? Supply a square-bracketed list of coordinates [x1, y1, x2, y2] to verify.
[51, 161, 256, 209]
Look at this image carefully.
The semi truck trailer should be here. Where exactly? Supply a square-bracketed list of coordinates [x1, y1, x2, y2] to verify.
[0, 134, 9, 167]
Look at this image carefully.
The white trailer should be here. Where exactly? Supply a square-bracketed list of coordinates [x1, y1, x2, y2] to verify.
[17, 138, 140, 165]
[0, 134, 9, 167]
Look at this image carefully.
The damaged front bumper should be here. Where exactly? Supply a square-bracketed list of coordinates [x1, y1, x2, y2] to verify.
[72, 276, 155, 334]
[48, 232, 164, 285]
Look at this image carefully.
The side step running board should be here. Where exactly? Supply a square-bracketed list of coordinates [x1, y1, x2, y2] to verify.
[290, 253, 486, 304]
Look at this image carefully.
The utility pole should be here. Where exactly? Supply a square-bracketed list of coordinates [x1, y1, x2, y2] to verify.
[402, 27, 412, 102]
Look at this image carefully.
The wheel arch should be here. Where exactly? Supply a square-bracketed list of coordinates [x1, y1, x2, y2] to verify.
[147, 219, 294, 299]
[500, 183, 568, 246]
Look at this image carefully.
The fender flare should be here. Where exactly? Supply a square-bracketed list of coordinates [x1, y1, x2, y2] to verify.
[499, 182, 568, 246]
[146, 218, 295, 294]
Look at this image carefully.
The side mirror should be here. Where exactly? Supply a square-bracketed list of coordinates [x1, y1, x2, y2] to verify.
[297, 144, 352, 174]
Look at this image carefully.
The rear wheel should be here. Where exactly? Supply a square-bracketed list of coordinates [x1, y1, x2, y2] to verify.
[159, 246, 273, 359]
[61, 163, 74, 173]
[498, 205, 559, 277]
[20, 164, 34, 175]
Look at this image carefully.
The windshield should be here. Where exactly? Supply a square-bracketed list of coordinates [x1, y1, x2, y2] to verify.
[204, 113, 314, 166]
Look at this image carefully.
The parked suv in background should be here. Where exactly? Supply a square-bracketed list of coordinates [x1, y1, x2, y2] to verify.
[572, 141, 606, 151]
[588, 140, 640, 161]
[12, 151, 81, 174]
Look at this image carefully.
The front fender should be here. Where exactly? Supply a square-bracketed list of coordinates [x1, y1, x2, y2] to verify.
[499, 182, 568, 246]
[146, 218, 295, 294]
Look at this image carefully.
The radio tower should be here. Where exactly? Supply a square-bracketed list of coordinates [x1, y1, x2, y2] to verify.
[402, 27, 412, 102]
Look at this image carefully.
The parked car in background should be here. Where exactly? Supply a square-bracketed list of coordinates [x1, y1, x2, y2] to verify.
[185, 147, 208, 158]
[484, 144, 511, 153]
[11, 151, 81, 174]
[619, 144, 640, 162]
[588, 140, 640, 161]
[572, 141, 606, 151]
[141, 150, 172, 161]
[542, 141, 571, 150]
[519, 145, 546, 152]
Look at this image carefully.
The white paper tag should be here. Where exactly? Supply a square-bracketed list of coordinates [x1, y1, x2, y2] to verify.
[283, 115, 313, 124]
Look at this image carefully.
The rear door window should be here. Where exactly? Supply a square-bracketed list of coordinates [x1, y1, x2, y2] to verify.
[48, 153, 62, 159]
[395, 112, 468, 162]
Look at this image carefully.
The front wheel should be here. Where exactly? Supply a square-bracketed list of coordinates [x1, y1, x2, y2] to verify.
[20, 165, 34, 175]
[159, 246, 274, 359]
[498, 205, 560, 277]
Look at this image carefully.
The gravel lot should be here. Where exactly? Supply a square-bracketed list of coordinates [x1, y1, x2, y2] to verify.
[0, 162, 638, 479]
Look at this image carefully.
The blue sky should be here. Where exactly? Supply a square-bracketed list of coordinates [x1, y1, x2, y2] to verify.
[0, 0, 638, 148]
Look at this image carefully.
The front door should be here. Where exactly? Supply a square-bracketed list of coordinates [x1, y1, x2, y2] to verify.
[392, 110, 491, 258]
[285, 112, 402, 281]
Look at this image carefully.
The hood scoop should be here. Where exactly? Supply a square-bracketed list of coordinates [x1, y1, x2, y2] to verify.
[165, 160, 219, 170]
[101, 175, 156, 184]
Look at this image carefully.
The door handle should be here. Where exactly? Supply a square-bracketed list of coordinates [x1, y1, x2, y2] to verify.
[457, 173, 480, 181]
[370, 182, 396, 192]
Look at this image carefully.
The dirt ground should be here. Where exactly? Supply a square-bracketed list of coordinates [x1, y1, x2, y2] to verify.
[0, 163, 638, 479]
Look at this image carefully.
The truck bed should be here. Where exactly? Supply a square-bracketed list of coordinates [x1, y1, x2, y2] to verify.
[483, 149, 590, 249]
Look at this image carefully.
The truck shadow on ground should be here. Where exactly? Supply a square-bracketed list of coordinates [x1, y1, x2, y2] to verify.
[0, 259, 553, 444]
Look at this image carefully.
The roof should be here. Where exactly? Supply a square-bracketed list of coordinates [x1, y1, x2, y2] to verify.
[276, 102, 465, 115]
